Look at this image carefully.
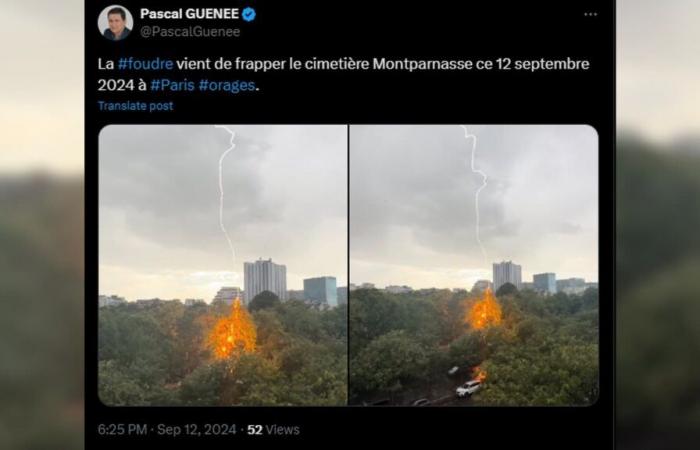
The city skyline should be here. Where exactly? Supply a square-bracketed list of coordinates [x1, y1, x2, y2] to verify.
[99, 125, 347, 301]
[98, 262, 347, 303]
[100, 270, 348, 304]
[349, 271, 597, 293]
[350, 125, 598, 289]
[100, 261, 594, 303]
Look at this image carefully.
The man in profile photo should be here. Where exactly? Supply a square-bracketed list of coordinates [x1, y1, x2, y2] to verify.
[103, 7, 130, 41]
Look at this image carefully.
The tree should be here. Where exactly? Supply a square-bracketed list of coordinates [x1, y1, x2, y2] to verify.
[99, 360, 149, 406]
[581, 287, 599, 310]
[179, 361, 225, 406]
[275, 338, 347, 406]
[220, 354, 280, 405]
[349, 288, 443, 356]
[99, 292, 348, 407]
[173, 303, 210, 377]
[350, 330, 432, 400]
[248, 290, 281, 312]
[275, 300, 325, 341]
[474, 338, 598, 406]
[349, 289, 401, 356]
[320, 302, 348, 341]
[98, 309, 172, 385]
[496, 282, 518, 297]
[447, 332, 484, 367]
[252, 309, 289, 360]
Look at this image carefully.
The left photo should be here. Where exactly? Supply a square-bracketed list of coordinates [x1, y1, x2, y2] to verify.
[98, 125, 348, 406]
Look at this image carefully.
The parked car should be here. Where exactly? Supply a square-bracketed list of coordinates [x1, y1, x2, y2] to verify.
[456, 379, 482, 397]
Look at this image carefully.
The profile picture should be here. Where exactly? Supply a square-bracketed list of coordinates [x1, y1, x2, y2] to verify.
[98, 5, 134, 41]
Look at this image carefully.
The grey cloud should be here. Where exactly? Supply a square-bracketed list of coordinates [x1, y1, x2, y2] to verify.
[99, 125, 347, 290]
[100, 125, 280, 249]
[350, 125, 598, 286]
[552, 221, 583, 235]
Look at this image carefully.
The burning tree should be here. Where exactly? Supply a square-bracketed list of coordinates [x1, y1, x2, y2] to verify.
[467, 288, 502, 330]
[207, 298, 257, 359]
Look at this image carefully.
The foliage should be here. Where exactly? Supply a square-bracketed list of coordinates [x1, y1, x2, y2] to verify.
[618, 260, 700, 431]
[351, 330, 433, 397]
[248, 290, 281, 312]
[496, 282, 518, 297]
[350, 287, 599, 405]
[99, 299, 347, 406]
[475, 337, 598, 406]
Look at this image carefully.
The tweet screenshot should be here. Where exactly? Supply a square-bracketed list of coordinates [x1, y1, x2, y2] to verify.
[86, 1, 615, 447]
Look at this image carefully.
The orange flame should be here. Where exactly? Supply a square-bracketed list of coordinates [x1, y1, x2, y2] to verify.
[473, 366, 487, 382]
[207, 298, 257, 360]
[467, 288, 502, 330]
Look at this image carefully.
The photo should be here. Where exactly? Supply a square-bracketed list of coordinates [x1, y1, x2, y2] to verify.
[98, 5, 133, 41]
[349, 125, 599, 406]
[98, 125, 348, 406]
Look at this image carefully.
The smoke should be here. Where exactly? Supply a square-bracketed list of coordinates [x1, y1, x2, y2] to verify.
[460, 125, 488, 265]
[214, 125, 237, 266]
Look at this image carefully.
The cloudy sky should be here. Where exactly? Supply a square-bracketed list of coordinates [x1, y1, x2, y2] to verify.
[618, 0, 700, 141]
[99, 125, 347, 301]
[0, 0, 82, 174]
[350, 125, 598, 289]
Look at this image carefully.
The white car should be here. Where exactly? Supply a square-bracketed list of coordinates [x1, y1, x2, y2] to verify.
[456, 380, 482, 397]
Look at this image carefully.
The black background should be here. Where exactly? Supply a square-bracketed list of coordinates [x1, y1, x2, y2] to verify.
[87, 0, 614, 447]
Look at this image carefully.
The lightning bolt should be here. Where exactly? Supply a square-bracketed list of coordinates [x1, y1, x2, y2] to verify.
[215, 125, 236, 265]
[460, 125, 488, 264]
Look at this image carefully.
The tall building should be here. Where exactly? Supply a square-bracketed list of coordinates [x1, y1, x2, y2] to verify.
[472, 279, 493, 292]
[212, 286, 243, 305]
[212, 287, 242, 305]
[304, 276, 338, 306]
[244, 258, 287, 303]
[493, 260, 522, 291]
[287, 289, 305, 301]
[557, 278, 587, 295]
[533, 273, 557, 295]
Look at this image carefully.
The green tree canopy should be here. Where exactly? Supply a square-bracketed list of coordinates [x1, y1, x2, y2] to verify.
[350, 330, 432, 398]
[496, 282, 518, 297]
[249, 290, 281, 312]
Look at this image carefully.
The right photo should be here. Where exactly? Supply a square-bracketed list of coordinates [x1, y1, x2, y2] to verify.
[349, 125, 599, 406]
